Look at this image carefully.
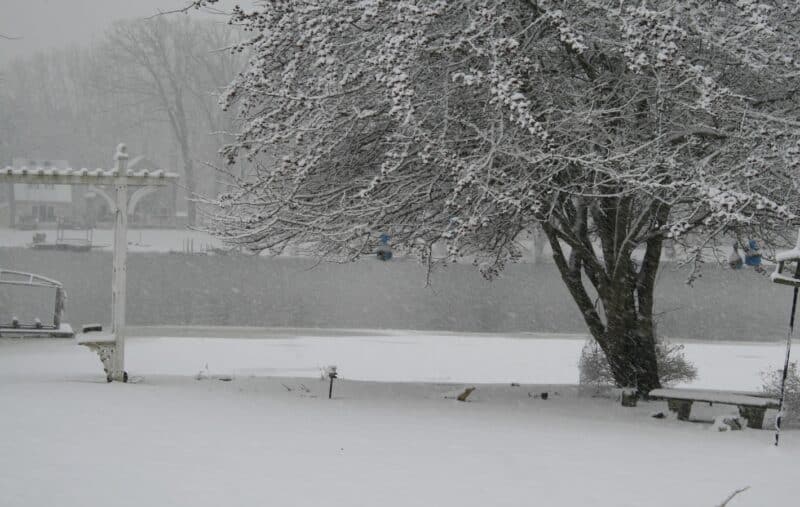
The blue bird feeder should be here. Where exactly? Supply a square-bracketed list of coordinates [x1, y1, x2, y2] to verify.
[376, 233, 392, 261]
[744, 239, 762, 267]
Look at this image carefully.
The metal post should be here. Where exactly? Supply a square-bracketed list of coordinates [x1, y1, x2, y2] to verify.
[110, 144, 129, 382]
[775, 259, 800, 446]
[327, 366, 337, 399]
[53, 287, 64, 329]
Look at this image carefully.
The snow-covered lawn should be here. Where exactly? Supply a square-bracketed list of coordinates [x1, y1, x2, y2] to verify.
[1, 331, 797, 507]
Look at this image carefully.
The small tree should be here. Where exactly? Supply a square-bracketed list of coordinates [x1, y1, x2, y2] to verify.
[194, 0, 800, 393]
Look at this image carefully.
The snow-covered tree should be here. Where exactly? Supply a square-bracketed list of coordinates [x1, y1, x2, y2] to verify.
[194, 0, 800, 393]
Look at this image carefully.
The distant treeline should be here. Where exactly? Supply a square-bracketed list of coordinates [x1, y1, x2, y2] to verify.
[0, 248, 786, 342]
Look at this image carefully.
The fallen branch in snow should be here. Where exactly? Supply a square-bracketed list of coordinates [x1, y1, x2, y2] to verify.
[716, 486, 750, 507]
[667, 128, 727, 145]
[457, 387, 476, 402]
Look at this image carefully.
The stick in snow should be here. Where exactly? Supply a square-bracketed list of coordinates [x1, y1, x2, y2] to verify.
[716, 486, 749, 507]
[457, 387, 476, 402]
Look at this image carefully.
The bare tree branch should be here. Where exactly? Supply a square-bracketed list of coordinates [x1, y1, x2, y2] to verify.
[716, 486, 750, 507]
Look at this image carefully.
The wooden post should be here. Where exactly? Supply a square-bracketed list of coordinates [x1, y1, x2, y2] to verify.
[110, 144, 129, 382]
[7, 183, 15, 228]
[53, 287, 65, 329]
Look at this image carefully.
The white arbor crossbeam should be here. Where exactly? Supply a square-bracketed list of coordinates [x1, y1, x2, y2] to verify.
[0, 143, 179, 382]
[0, 167, 178, 186]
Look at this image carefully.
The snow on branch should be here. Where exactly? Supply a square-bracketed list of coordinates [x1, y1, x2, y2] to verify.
[195, 0, 800, 278]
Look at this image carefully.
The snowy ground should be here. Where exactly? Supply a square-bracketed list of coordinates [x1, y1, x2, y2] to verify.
[1, 330, 798, 507]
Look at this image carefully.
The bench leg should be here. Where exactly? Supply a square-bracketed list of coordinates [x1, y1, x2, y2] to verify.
[738, 406, 767, 429]
[667, 399, 693, 421]
[80, 342, 116, 382]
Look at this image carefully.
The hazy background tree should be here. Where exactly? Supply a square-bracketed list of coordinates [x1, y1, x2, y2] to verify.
[0, 16, 244, 225]
[102, 16, 242, 224]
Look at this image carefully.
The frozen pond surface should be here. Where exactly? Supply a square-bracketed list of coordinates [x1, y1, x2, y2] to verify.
[118, 329, 800, 390]
[5, 328, 791, 390]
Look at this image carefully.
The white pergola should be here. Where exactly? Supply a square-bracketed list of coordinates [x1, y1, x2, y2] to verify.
[0, 143, 179, 381]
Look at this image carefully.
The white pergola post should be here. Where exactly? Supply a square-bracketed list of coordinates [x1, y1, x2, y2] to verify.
[1, 142, 179, 382]
[110, 145, 129, 382]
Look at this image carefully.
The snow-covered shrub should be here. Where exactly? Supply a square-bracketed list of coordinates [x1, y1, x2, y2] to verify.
[656, 341, 699, 386]
[578, 340, 614, 388]
[578, 338, 697, 388]
[761, 362, 800, 426]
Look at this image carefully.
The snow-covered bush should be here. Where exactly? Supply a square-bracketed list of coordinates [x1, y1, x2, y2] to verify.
[656, 341, 699, 386]
[762, 362, 800, 426]
[578, 340, 614, 388]
[579, 338, 697, 388]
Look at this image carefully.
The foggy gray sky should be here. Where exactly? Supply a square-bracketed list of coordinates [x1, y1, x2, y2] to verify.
[0, 0, 243, 65]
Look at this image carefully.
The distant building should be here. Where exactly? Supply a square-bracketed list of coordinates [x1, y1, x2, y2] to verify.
[8, 158, 75, 228]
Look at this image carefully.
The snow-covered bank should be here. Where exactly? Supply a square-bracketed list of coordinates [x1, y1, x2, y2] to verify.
[7, 329, 787, 391]
[1, 330, 790, 390]
[0, 334, 797, 507]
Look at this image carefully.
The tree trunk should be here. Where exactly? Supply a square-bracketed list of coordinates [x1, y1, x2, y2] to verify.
[543, 223, 662, 394]
[602, 292, 661, 393]
[531, 226, 546, 264]
[604, 331, 660, 393]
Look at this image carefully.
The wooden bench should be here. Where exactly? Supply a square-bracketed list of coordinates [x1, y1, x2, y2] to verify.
[648, 388, 780, 429]
[76, 332, 127, 382]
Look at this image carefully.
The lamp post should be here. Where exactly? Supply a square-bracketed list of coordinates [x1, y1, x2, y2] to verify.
[327, 366, 338, 399]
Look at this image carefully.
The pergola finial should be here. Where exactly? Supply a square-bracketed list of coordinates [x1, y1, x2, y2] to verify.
[114, 143, 129, 172]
